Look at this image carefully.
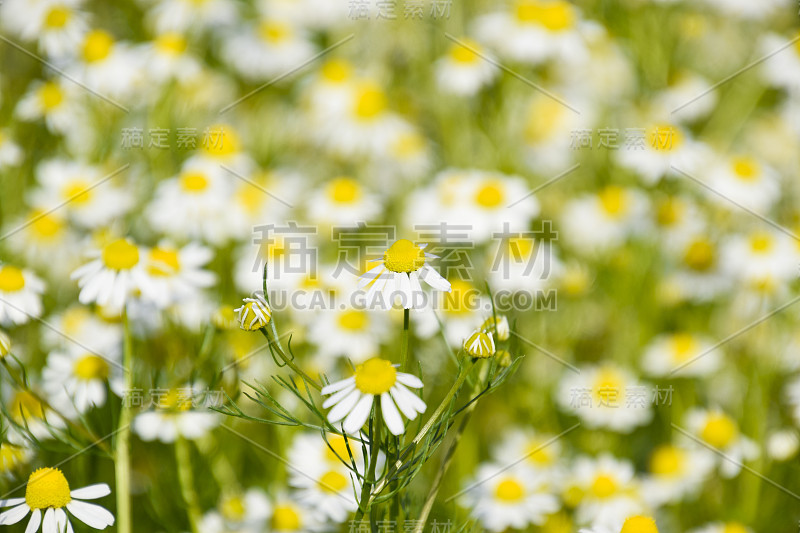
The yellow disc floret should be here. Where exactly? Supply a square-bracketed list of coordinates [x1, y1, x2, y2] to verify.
[0, 266, 25, 292]
[318, 470, 349, 493]
[102, 239, 140, 270]
[272, 504, 301, 531]
[495, 477, 525, 502]
[701, 412, 737, 449]
[649, 445, 685, 477]
[590, 474, 618, 499]
[354, 84, 387, 120]
[475, 181, 505, 208]
[25, 467, 72, 510]
[180, 171, 209, 192]
[328, 177, 360, 203]
[148, 247, 181, 276]
[338, 310, 367, 331]
[620, 515, 658, 533]
[383, 239, 425, 273]
[38, 82, 64, 110]
[354, 358, 397, 395]
[82, 30, 114, 63]
[44, 6, 71, 28]
[74, 355, 110, 380]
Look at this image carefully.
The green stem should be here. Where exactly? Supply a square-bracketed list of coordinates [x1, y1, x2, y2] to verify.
[400, 309, 410, 372]
[355, 405, 382, 524]
[259, 326, 321, 391]
[115, 311, 133, 533]
[175, 436, 202, 533]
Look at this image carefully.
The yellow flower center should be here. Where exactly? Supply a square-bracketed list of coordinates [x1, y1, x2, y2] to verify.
[321, 59, 352, 82]
[507, 237, 534, 259]
[648, 124, 684, 152]
[259, 21, 292, 43]
[338, 310, 367, 331]
[44, 6, 71, 28]
[354, 84, 387, 120]
[683, 239, 715, 271]
[525, 440, 554, 465]
[148, 247, 180, 276]
[449, 40, 481, 63]
[515, 0, 575, 30]
[494, 477, 525, 502]
[221, 495, 246, 521]
[383, 239, 425, 273]
[82, 30, 114, 63]
[525, 97, 564, 141]
[38, 82, 64, 110]
[155, 33, 188, 55]
[271, 504, 301, 531]
[201, 124, 239, 157]
[318, 470, 349, 493]
[354, 357, 397, 395]
[722, 524, 749, 533]
[656, 198, 683, 226]
[731, 156, 760, 181]
[749, 232, 773, 253]
[62, 179, 92, 205]
[590, 474, 618, 499]
[25, 468, 72, 510]
[0, 443, 27, 471]
[159, 389, 193, 412]
[475, 181, 505, 208]
[620, 516, 659, 533]
[593, 369, 623, 404]
[74, 355, 110, 380]
[649, 445, 685, 476]
[328, 177, 361, 204]
[0, 266, 25, 292]
[29, 210, 64, 240]
[102, 239, 140, 270]
[670, 333, 697, 362]
[11, 391, 46, 421]
[598, 186, 629, 218]
[443, 279, 474, 316]
[391, 133, 425, 158]
[701, 413, 738, 448]
[324, 435, 352, 462]
[180, 171, 209, 192]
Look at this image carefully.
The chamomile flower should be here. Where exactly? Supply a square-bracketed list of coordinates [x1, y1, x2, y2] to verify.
[288, 454, 358, 523]
[652, 72, 717, 123]
[138, 242, 216, 309]
[641, 332, 721, 378]
[198, 488, 271, 533]
[67, 29, 145, 101]
[760, 32, 800, 91]
[722, 230, 798, 295]
[321, 357, 427, 435]
[71, 238, 147, 310]
[688, 523, 752, 533]
[566, 455, 645, 529]
[222, 18, 315, 82]
[0, 130, 23, 169]
[133, 386, 219, 442]
[557, 365, 652, 432]
[16, 79, 83, 134]
[665, 233, 731, 302]
[487, 236, 562, 292]
[0, 265, 45, 326]
[435, 38, 499, 96]
[492, 429, 563, 476]
[235, 293, 273, 331]
[684, 409, 759, 478]
[702, 155, 779, 213]
[4, 209, 82, 278]
[31, 159, 133, 228]
[0, 0, 88, 58]
[42, 345, 123, 413]
[580, 515, 660, 533]
[307, 307, 388, 364]
[464, 330, 495, 358]
[766, 429, 799, 461]
[146, 0, 239, 34]
[0, 467, 114, 531]
[359, 239, 451, 310]
[460, 463, 559, 532]
[142, 32, 201, 84]
[412, 278, 490, 345]
[640, 443, 714, 506]
[561, 186, 649, 254]
[615, 123, 707, 185]
[475, 0, 589, 65]
[42, 305, 121, 355]
[305, 176, 382, 226]
[0, 442, 33, 477]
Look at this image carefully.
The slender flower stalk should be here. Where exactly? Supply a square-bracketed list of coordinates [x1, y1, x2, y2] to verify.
[115, 310, 133, 533]
[400, 308, 410, 371]
[175, 436, 202, 533]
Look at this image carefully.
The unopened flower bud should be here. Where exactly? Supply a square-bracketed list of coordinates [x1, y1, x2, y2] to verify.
[235, 294, 272, 331]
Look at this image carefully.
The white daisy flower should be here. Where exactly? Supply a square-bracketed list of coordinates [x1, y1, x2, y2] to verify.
[0, 467, 114, 531]
[487, 236, 562, 292]
[580, 515, 660, 533]
[0, 442, 33, 477]
[66, 29, 145, 101]
[16, 79, 84, 134]
[0, 130, 23, 169]
[684, 409, 759, 478]
[460, 463, 559, 532]
[721, 230, 798, 291]
[145, 0, 239, 34]
[701, 155, 780, 213]
[321, 357, 427, 436]
[557, 365, 653, 433]
[42, 305, 121, 355]
[359, 239, 451, 310]
[766, 429, 799, 461]
[307, 307, 388, 364]
[305, 176, 382, 226]
[615, 123, 708, 185]
[463, 330, 495, 358]
[412, 278, 490, 346]
[142, 32, 201, 84]
[0, 265, 45, 327]
[435, 38, 499, 96]
[491, 429, 563, 476]
[288, 454, 358, 524]
[138, 242, 216, 309]
[760, 32, 800, 91]
[71, 238, 147, 311]
[640, 443, 714, 506]
[664, 233, 732, 303]
[652, 72, 717, 123]
[42, 345, 123, 414]
[133, 386, 219, 443]
[520, 91, 591, 174]
[4, 208, 82, 279]
[0, 0, 89, 58]
[198, 488, 270, 533]
[687, 522, 752, 533]
[641, 332, 721, 378]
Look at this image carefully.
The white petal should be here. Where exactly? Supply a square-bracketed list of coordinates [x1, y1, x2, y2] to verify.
[327, 389, 362, 423]
[66, 501, 115, 529]
[393, 383, 427, 415]
[343, 394, 374, 434]
[381, 393, 404, 435]
[0, 498, 25, 508]
[0, 503, 30, 525]
[397, 272, 413, 309]
[55, 508, 67, 533]
[70, 484, 111, 500]
[320, 377, 355, 396]
[389, 386, 418, 420]
[43, 508, 55, 533]
[396, 373, 423, 389]
[420, 266, 451, 292]
[322, 384, 357, 409]
[25, 509, 41, 533]
[408, 271, 423, 301]
[358, 265, 386, 289]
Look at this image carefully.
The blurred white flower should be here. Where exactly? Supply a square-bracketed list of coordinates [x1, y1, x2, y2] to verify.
[0, 265, 45, 327]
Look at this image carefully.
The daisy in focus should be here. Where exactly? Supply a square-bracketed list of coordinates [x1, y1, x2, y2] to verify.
[0, 264, 45, 326]
[0, 467, 114, 531]
[138, 242, 217, 309]
[359, 239, 451, 309]
[321, 357, 426, 435]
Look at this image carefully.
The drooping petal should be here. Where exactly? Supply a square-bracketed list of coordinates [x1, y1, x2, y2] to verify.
[71, 484, 111, 500]
[396, 372, 423, 389]
[0, 498, 25, 508]
[24, 509, 41, 533]
[320, 377, 355, 396]
[0, 503, 30, 525]
[392, 382, 427, 415]
[420, 266, 451, 292]
[343, 394, 374, 435]
[358, 265, 385, 289]
[390, 386, 419, 420]
[381, 393, 404, 435]
[55, 508, 67, 533]
[327, 389, 362, 424]
[66, 501, 115, 529]
[397, 272, 413, 309]
[322, 384, 357, 409]
[42, 508, 56, 533]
